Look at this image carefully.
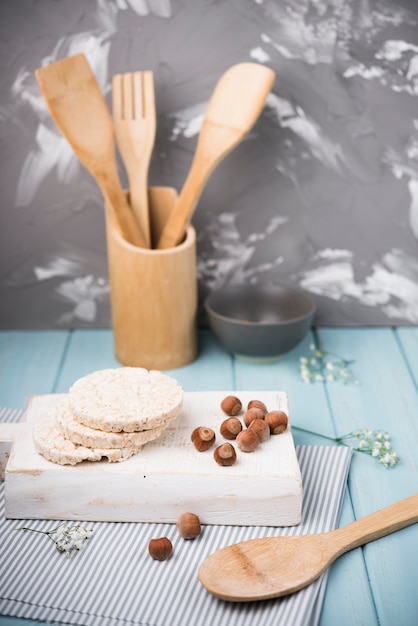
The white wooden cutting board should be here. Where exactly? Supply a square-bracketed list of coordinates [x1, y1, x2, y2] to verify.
[0, 391, 302, 526]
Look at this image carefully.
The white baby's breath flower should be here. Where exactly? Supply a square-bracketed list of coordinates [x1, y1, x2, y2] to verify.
[299, 344, 359, 385]
[335, 428, 400, 468]
[16, 523, 94, 556]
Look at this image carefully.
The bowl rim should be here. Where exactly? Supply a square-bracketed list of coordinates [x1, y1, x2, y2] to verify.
[204, 284, 316, 327]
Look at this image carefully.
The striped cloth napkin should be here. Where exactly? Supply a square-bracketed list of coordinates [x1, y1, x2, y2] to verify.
[0, 406, 352, 626]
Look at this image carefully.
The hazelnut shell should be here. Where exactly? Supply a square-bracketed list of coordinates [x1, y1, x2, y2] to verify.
[243, 407, 265, 427]
[236, 429, 260, 452]
[214, 443, 237, 466]
[247, 399, 267, 414]
[265, 410, 288, 434]
[177, 512, 201, 539]
[220, 417, 243, 440]
[220, 395, 242, 416]
[148, 537, 173, 561]
[191, 426, 215, 451]
[248, 418, 270, 442]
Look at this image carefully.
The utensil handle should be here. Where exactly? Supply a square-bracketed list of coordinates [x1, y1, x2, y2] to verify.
[104, 185, 147, 248]
[331, 493, 418, 555]
[156, 158, 209, 249]
[129, 172, 151, 248]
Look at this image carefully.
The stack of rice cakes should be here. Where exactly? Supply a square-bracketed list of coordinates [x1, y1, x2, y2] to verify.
[32, 368, 183, 465]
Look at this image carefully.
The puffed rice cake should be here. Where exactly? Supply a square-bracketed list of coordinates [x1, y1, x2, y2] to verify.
[56, 396, 175, 449]
[33, 412, 143, 466]
[68, 367, 183, 433]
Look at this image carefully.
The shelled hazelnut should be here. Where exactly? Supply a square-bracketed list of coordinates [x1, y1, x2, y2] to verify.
[236, 429, 259, 452]
[243, 407, 265, 427]
[214, 443, 237, 466]
[177, 512, 202, 539]
[220, 395, 242, 416]
[248, 418, 270, 442]
[265, 410, 288, 434]
[247, 399, 267, 414]
[148, 537, 173, 561]
[191, 426, 216, 451]
[220, 417, 243, 440]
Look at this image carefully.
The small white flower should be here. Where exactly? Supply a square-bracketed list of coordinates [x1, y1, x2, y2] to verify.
[325, 362, 334, 370]
[17, 523, 94, 557]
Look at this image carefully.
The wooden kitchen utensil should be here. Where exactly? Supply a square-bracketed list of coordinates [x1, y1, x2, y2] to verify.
[113, 71, 156, 248]
[198, 492, 418, 601]
[35, 53, 146, 248]
[156, 62, 275, 249]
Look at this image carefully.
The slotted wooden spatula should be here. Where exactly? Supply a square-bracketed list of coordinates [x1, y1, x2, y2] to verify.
[198, 492, 418, 602]
[35, 53, 146, 248]
[156, 63, 275, 249]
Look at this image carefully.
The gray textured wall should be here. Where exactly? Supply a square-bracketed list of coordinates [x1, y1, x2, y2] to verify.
[1, 0, 417, 328]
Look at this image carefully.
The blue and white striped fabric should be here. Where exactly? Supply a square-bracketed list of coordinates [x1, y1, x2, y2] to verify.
[0, 407, 352, 626]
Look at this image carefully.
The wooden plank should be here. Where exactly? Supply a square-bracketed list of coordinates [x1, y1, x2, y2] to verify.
[0, 331, 68, 409]
[166, 330, 235, 391]
[320, 494, 378, 626]
[317, 328, 418, 626]
[235, 329, 379, 626]
[56, 329, 235, 394]
[54, 329, 119, 392]
[396, 327, 418, 388]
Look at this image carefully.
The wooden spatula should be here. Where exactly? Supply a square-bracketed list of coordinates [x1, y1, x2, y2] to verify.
[35, 53, 146, 248]
[156, 63, 275, 249]
[198, 492, 418, 602]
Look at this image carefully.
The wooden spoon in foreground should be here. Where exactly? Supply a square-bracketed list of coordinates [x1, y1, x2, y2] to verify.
[156, 63, 275, 249]
[198, 492, 418, 602]
[35, 53, 146, 248]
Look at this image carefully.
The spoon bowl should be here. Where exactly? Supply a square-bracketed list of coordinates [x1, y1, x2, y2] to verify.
[198, 493, 418, 601]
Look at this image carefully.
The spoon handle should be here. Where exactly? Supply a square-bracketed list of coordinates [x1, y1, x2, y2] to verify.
[330, 492, 418, 556]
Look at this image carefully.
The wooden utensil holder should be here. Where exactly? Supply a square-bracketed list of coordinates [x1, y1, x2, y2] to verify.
[106, 187, 198, 369]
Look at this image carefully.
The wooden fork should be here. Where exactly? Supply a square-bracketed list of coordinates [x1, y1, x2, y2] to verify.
[112, 71, 156, 248]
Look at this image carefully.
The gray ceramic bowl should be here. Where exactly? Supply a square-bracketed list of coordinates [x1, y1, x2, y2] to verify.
[205, 284, 316, 362]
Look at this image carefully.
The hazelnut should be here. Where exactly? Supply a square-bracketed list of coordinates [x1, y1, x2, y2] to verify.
[265, 410, 288, 434]
[236, 429, 259, 452]
[247, 399, 267, 414]
[177, 512, 201, 539]
[148, 537, 173, 561]
[248, 418, 270, 442]
[214, 443, 237, 466]
[220, 417, 242, 440]
[220, 395, 242, 416]
[243, 407, 265, 427]
[191, 426, 215, 451]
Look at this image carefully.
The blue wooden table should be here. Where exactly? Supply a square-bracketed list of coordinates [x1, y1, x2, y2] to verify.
[0, 327, 417, 626]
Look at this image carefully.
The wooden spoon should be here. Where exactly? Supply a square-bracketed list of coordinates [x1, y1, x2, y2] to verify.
[156, 63, 275, 249]
[198, 492, 418, 602]
[35, 53, 146, 248]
